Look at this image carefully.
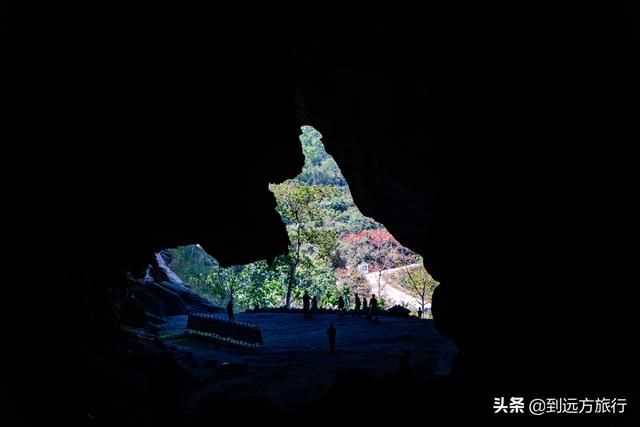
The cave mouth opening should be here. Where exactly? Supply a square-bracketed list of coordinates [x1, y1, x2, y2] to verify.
[163, 126, 438, 317]
[104, 127, 458, 419]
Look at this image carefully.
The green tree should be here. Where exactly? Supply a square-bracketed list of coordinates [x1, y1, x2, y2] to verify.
[236, 260, 287, 309]
[399, 261, 439, 316]
[296, 126, 347, 187]
[270, 181, 339, 309]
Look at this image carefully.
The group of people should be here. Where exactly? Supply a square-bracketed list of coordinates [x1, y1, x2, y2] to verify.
[346, 293, 379, 320]
[301, 291, 319, 318]
[302, 291, 379, 320]
[225, 290, 382, 323]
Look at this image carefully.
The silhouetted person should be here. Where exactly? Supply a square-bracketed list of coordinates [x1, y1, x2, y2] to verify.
[327, 323, 336, 354]
[399, 350, 411, 375]
[303, 291, 311, 318]
[370, 294, 378, 320]
[417, 308, 423, 318]
[338, 296, 345, 313]
[354, 293, 361, 316]
[362, 296, 368, 314]
[311, 295, 318, 312]
[226, 297, 235, 321]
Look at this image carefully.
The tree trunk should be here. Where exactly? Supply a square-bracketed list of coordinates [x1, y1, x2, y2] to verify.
[285, 266, 295, 309]
[376, 270, 384, 299]
[286, 225, 302, 310]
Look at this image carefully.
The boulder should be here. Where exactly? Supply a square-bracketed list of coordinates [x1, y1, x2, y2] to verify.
[386, 305, 411, 317]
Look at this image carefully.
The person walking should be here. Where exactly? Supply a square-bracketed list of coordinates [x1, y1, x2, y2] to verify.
[327, 323, 336, 354]
[303, 291, 311, 319]
[226, 296, 235, 322]
[354, 293, 361, 316]
[370, 294, 378, 320]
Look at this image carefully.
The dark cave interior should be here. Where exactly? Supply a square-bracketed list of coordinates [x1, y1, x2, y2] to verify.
[70, 7, 640, 424]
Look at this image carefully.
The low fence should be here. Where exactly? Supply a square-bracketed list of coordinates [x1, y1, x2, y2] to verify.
[186, 312, 263, 347]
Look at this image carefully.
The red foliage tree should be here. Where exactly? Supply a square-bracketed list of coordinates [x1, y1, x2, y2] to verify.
[339, 229, 417, 298]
